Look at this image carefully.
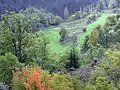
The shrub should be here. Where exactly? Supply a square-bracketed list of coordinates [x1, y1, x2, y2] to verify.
[86, 76, 118, 90]
[59, 28, 67, 41]
[49, 73, 74, 90]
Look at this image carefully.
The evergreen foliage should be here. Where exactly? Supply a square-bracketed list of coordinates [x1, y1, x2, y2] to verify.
[65, 36, 80, 69]
[64, 6, 69, 20]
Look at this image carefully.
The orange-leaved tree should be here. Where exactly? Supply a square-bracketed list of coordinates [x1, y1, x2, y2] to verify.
[12, 66, 75, 90]
[12, 66, 52, 90]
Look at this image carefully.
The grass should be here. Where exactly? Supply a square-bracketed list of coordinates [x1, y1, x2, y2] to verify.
[44, 27, 69, 54]
[42, 14, 115, 54]
[79, 14, 113, 43]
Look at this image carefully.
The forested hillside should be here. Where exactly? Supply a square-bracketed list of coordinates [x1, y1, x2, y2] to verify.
[0, 0, 97, 17]
[0, 0, 120, 90]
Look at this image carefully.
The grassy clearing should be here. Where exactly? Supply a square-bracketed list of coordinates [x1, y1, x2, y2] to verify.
[42, 14, 115, 54]
[79, 14, 113, 43]
[44, 27, 69, 54]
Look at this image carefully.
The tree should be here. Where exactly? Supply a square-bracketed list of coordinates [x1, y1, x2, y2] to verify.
[35, 32, 50, 69]
[106, 49, 120, 66]
[98, 16, 120, 48]
[64, 6, 69, 20]
[99, 49, 120, 88]
[96, 0, 103, 11]
[0, 12, 32, 63]
[12, 66, 52, 90]
[0, 18, 13, 55]
[12, 66, 75, 90]
[97, 25, 110, 48]
[59, 28, 67, 41]
[0, 0, 6, 4]
[88, 29, 99, 46]
[116, 0, 120, 6]
[86, 76, 117, 90]
[26, 32, 57, 71]
[0, 53, 18, 84]
[108, 0, 117, 9]
[65, 35, 80, 69]
[97, 0, 107, 9]
[81, 35, 90, 53]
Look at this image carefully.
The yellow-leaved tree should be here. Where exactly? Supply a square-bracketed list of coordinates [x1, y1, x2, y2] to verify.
[88, 29, 99, 46]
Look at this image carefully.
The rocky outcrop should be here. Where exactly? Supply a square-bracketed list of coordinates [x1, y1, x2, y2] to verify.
[0, 83, 9, 90]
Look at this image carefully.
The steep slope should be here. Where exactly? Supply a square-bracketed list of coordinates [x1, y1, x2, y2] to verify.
[0, 0, 97, 17]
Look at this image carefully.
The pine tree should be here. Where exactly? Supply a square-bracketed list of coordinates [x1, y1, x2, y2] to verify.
[64, 6, 69, 20]
[65, 35, 80, 69]
[108, 0, 114, 9]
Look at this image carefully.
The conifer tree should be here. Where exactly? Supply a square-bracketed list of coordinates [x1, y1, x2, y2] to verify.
[64, 6, 69, 20]
[101, 0, 107, 9]
[65, 35, 80, 69]
[108, 0, 114, 9]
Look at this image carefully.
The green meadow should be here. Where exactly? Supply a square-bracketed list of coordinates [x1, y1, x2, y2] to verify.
[43, 14, 115, 54]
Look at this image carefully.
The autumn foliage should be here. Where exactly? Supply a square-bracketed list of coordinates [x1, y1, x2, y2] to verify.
[88, 29, 99, 46]
[12, 66, 52, 90]
[12, 66, 74, 90]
